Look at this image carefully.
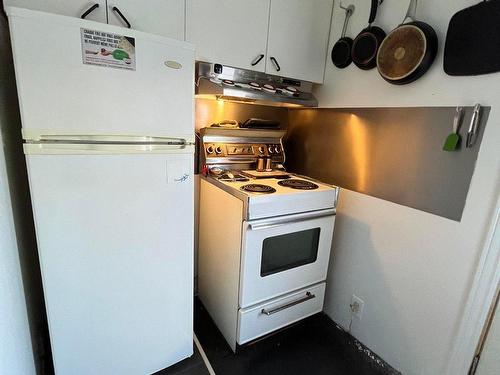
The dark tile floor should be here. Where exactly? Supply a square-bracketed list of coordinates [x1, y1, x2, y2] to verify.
[154, 343, 210, 375]
[194, 298, 400, 375]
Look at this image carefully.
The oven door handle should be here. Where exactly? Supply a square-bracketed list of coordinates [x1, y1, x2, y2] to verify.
[248, 209, 335, 231]
[261, 292, 315, 316]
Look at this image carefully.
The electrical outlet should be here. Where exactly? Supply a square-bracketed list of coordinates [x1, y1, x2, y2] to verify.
[351, 294, 365, 320]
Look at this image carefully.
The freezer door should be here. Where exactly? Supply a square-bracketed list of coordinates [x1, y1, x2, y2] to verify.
[26, 152, 194, 375]
[7, 7, 194, 141]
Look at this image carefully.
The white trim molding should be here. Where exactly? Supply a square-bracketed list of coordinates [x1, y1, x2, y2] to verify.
[446, 194, 500, 375]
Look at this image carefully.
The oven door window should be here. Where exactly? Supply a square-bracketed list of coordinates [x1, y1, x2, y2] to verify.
[261, 228, 321, 277]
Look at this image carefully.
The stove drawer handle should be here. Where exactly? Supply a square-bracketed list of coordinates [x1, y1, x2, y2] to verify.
[261, 292, 315, 316]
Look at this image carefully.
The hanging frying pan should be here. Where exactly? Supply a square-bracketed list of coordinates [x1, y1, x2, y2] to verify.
[331, 4, 355, 69]
[351, 0, 386, 70]
[376, 0, 438, 85]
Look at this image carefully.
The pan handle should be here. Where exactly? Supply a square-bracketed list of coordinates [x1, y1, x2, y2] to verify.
[369, 0, 383, 25]
[339, 4, 355, 38]
[401, 0, 418, 25]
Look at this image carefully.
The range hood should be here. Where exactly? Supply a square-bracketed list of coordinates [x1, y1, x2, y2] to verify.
[195, 62, 318, 108]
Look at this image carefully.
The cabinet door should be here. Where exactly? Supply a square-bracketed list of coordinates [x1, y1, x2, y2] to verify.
[4, 0, 107, 22]
[186, 0, 270, 72]
[107, 0, 185, 40]
[266, 0, 333, 83]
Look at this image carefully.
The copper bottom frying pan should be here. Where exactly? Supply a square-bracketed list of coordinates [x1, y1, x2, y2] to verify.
[376, 0, 438, 84]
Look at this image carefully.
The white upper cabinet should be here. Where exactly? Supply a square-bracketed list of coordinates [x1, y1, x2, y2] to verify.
[4, 0, 186, 40]
[186, 0, 270, 72]
[266, 0, 333, 83]
[4, 0, 107, 23]
[107, 0, 185, 40]
[7, 0, 334, 82]
[186, 0, 333, 83]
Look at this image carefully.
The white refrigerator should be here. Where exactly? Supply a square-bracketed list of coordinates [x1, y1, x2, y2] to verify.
[6, 7, 195, 375]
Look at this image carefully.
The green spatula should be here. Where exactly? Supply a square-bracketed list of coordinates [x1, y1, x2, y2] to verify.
[443, 107, 464, 151]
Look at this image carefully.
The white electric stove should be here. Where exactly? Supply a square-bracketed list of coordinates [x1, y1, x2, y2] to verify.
[198, 127, 338, 351]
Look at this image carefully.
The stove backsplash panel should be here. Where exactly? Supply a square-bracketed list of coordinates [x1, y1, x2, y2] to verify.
[285, 106, 490, 221]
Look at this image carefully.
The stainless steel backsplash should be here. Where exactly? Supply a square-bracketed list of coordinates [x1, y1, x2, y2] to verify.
[284, 107, 490, 221]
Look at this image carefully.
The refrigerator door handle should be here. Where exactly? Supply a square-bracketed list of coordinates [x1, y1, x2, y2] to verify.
[23, 135, 196, 155]
[26, 134, 194, 146]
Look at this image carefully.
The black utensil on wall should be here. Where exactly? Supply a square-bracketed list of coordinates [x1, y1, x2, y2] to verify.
[351, 0, 386, 70]
[376, 0, 438, 85]
[444, 0, 500, 76]
[331, 3, 355, 69]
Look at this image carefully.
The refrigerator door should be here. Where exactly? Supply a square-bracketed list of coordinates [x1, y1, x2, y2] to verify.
[7, 7, 195, 141]
[26, 150, 194, 375]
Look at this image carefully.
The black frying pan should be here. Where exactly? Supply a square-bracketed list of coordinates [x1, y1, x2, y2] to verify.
[351, 0, 386, 70]
[331, 4, 355, 69]
[376, 0, 438, 84]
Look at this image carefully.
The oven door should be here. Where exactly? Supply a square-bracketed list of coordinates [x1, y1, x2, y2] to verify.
[239, 209, 335, 308]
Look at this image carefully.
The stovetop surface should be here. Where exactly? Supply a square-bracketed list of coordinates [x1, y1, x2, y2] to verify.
[203, 171, 338, 220]
[213, 172, 336, 198]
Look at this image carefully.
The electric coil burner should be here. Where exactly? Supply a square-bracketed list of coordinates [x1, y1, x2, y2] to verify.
[240, 184, 276, 194]
[278, 179, 319, 190]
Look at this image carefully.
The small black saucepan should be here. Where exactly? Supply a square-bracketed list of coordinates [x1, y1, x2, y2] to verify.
[331, 4, 355, 69]
[376, 0, 438, 84]
[351, 0, 386, 70]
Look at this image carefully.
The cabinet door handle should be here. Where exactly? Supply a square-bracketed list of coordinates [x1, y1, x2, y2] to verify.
[251, 54, 265, 66]
[270, 56, 281, 72]
[81, 3, 99, 19]
[112, 6, 131, 28]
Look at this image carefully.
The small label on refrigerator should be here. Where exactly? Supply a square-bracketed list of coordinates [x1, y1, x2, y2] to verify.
[81, 28, 136, 71]
[167, 160, 191, 184]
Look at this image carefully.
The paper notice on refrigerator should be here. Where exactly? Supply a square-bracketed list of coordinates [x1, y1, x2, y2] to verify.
[81, 28, 136, 71]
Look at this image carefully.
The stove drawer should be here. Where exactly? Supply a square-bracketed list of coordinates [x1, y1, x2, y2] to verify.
[237, 282, 326, 345]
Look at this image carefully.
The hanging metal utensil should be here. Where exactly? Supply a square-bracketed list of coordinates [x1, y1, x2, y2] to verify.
[466, 104, 482, 148]
[331, 3, 355, 69]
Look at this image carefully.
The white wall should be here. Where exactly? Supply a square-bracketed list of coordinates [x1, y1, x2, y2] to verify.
[0, 122, 35, 375]
[318, 1, 500, 374]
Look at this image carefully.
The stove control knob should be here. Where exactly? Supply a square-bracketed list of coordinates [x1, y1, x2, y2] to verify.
[206, 145, 214, 154]
[258, 146, 265, 154]
[215, 146, 223, 155]
[274, 145, 281, 153]
[268, 146, 274, 154]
